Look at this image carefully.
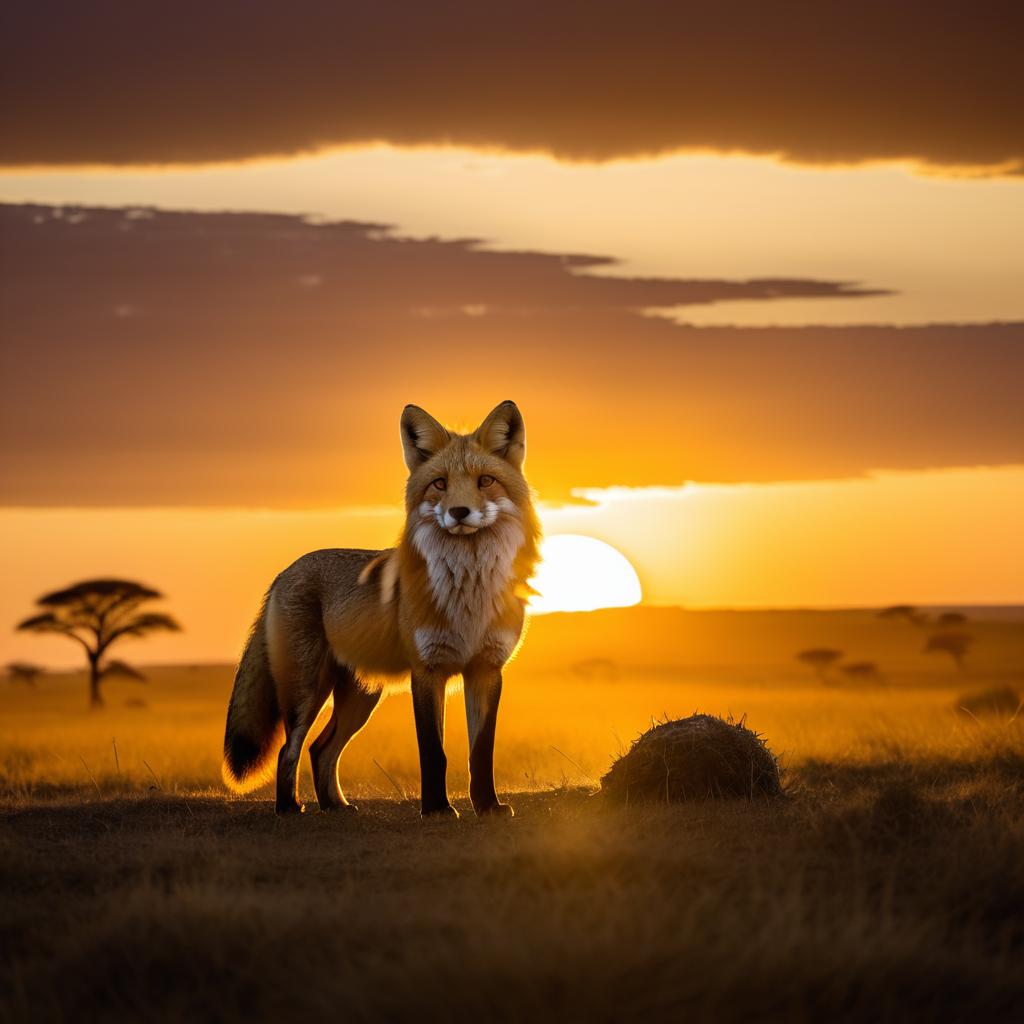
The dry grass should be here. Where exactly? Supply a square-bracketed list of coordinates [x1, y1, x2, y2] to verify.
[2, 662, 1020, 800]
[2, 658, 1024, 1022]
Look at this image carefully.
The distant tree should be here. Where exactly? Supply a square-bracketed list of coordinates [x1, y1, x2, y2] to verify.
[924, 631, 973, 672]
[6, 661, 43, 686]
[16, 580, 179, 708]
[796, 648, 843, 681]
[878, 605, 929, 627]
[102, 659, 148, 683]
[840, 660, 883, 683]
[935, 611, 968, 628]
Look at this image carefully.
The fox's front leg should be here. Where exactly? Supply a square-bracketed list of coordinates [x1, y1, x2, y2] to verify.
[411, 671, 458, 818]
[463, 665, 513, 817]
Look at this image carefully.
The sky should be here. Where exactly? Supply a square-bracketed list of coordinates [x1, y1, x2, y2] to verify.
[1, 1, 1022, 665]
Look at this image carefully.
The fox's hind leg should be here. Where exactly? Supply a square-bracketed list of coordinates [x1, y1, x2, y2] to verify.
[276, 685, 327, 815]
[267, 599, 334, 816]
[310, 666, 382, 812]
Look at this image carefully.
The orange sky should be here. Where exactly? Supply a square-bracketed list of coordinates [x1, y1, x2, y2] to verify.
[7, 149, 1023, 326]
[1, 202, 1020, 507]
[1, 3, 1022, 665]
[2, 466, 1023, 667]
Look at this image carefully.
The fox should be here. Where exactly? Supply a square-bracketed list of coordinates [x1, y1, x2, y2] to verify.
[222, 400, 541, 818]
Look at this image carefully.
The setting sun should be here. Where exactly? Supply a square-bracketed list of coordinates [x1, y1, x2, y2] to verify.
[529, 534, 642, 614]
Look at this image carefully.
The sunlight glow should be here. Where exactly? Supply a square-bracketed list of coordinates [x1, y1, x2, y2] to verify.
[529, 534, 642, 614]
[7, 146, 1023, 324]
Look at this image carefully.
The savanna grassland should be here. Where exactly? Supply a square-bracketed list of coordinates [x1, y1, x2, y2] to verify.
[2, 608, 1023, 1023]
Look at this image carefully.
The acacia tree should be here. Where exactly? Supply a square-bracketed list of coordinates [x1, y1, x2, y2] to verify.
[878, 605, 929, 627]
[796, 648, 843, 681]
[16, 580, 180, 708]
[6, 661, 43, 686]
[841, 660, 883, 683]
[924, 631, 973, 672]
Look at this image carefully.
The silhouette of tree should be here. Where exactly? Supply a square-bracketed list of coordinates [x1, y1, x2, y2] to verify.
[935, 611, 968, 627]
[6, 661, 43, 686]
[796, 648, 843, 681]
[16, 580, 179, 708]
[841, 660, 883, 683]
[878, 605, 929, 627]
[924, 631, 973, 672]
[102, 659, 147, 683]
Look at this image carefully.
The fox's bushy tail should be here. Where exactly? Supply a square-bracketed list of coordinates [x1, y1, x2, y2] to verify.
[222, 594, 282, 793]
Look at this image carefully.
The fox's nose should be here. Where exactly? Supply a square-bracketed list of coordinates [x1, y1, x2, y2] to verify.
[449, 506, 471, 521]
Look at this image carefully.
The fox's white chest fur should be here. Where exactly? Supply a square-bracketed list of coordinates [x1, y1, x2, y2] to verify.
[412, 515, 524, 667]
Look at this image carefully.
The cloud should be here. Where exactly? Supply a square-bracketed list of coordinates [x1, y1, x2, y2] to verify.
[0, 203, 1021, 507]
[2, 1, 1022, 174]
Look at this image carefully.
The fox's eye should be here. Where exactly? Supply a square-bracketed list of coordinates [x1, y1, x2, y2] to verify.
[432, 478, 447, 491]
[478, 475, 495, 488]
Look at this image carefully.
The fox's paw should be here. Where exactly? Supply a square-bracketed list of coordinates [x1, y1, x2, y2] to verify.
[319, 802, 359, 815]
[421, 804, 460, 820]
[477, 801, 515, 819]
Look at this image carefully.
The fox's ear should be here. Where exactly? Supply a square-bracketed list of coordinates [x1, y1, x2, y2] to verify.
[474, 400, 526, 470]
[401, 405, 450, 471]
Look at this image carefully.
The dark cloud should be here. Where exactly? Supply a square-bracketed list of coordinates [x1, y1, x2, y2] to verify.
[0, 203, 1020, 507]
[2, 1, 1022, 174]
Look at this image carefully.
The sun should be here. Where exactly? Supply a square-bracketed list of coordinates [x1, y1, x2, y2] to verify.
[529, 534, 642, 614]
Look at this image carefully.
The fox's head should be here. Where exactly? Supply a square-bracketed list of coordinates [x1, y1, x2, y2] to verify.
[401, 400, 534, 539]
